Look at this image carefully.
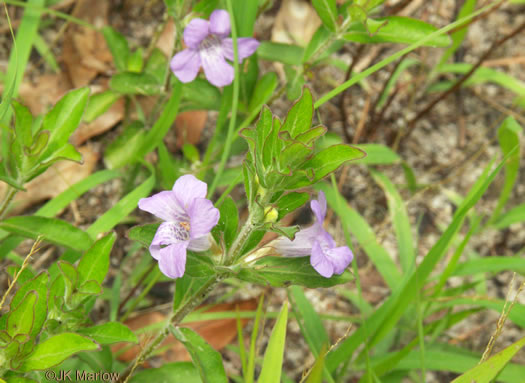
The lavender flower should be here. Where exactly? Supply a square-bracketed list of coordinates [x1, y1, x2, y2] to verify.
[170, 9, 260, 87]
[138, 175, 220, 279]
[274, 191, 353, 278]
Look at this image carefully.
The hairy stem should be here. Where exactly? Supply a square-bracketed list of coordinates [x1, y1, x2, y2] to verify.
[0, 186, 17, 220]
[119, 276, 220, 383]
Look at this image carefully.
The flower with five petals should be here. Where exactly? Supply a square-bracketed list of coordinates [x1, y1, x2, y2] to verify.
[138, 175, 220, 279]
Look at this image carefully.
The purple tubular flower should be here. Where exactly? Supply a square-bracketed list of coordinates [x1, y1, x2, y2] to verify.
[170, 9, 260, 87]
[138, 175, 220, 279]
[274, 191, 353, 278]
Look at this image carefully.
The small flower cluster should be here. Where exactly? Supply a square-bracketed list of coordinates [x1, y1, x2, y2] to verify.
[139, 177, 353, 279]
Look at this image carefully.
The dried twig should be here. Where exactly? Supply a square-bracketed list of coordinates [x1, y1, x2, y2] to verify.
[0, 237, 43, 311]
[480, 274, 525, 362]
[403, 19, 525, 142]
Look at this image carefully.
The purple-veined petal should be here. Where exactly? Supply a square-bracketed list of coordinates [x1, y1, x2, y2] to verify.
[325, 246, 353, 275]
[188, 235, 212, 251]
[170, 49, 201, 83]
[188, 198, 220, 238]
[139, 191, 187, 222]
[310, 191, 327, 224]
[209, 9, 230, 37]
[222, 38, 260, 62]
[173, 175, 208, 209]
[310, 240, 334, 278]
[149, 222, 191, 260]
[200, 48, 234, 87]
[184, 18, 209, 49]
[158, 241, 189, 279]
[273, 224, 323, 257]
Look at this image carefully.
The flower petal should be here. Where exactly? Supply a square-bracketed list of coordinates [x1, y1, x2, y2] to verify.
[273, 224, 323, 257]
[139, 191, 187, 222]
[209, 9, 230, 37]
[222, 38, 260, 62]
[172, 175, 208, 209]
[158, 241, 189, 279]
[201, 49, 234, 87]
[184, 18, 209, 49]
[310, 240, 334, 278]
[188, 235, 212, 251]
[325, 246, 353, 275]
[149, 222, 179, 260]
[310, 191, 327, 224]
[188, 198, 220, 238]
[170, 49, 201, 83]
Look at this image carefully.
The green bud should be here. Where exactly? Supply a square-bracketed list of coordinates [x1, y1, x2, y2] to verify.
[264, 206, 278, 223]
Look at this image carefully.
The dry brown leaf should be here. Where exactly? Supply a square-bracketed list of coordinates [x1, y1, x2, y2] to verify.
[1, 146, 98, 215]
[271, 0, 321, 47]
[18, 74, 73, 116]
[156, 18, 176, 57]
[175, 110, 208, 148]
[62, 0, 113, 87]
[115, 298, 258, 364]
[72, 97, 125, 145]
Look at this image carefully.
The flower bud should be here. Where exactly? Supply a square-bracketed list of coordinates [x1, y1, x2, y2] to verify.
[264, 206, 278, 223]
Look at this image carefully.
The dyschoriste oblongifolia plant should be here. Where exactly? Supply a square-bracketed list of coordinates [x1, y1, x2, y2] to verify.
[119, 87, 365, 380]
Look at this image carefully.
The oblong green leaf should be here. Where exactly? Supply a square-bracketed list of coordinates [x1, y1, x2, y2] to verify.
[129, 362, 202, 383]
[77, 322, 137, 345]
[237, 256, 353, 288]
[344, 16, 451, 47]
[0, 216, 93, 252]
[258, 302, 288, 383]
[77, 233, 116, 285]
[312, 0, 338, 32]
[170, 327, 228, 383]
[39, 87, 90, 161]
[19, 333, 99, 371]
[452, 336, 525, 383]
[110, 72, 163, 95]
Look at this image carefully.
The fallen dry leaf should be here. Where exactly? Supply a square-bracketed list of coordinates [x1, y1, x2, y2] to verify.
[175, 110, 208, 148]
[115, 298, 258, 364]
[1, 146, 98, 215]
[18, 74, 73, 116]
[156, 18, 176, 57]
[271, 0, 321, 47]
[62, 0, 113, 87]
[72, 97, 125, 145]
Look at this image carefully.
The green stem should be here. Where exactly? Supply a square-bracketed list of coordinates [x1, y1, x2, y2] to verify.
[208, 0, 240, 197]
[119, 276, 220, 383]
[0, 186, 17, 220]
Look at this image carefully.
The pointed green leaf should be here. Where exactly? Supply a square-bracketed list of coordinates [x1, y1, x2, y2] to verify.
[170, 327, 228, 383]
[7, 291, 36, 337]
[258, 302, 288, 383]
[344, 16, 451, 47]
[102, 26, 130, 72]
[237, 256, 353, 288]
[19, 333, 99, 371]
[129, 362, 201, 383]
[77, 233, 116, 286]
[10, 272, 48, 339]
[281, 88, 314, 139]
[39, 87, 90, 161]
[77, 322, 138, 345]
[312, 0, 338, 32]
[215, 197, 239, 250]
[0, 216, 93, 252]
